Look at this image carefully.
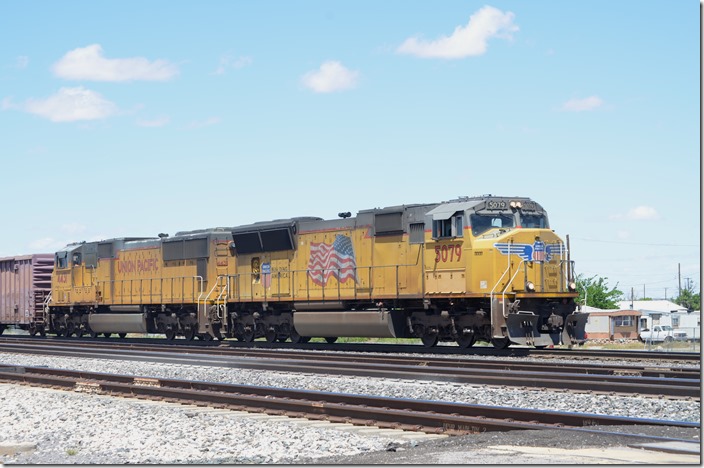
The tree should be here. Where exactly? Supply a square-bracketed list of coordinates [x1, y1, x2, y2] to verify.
[675, 282, 701, 312]
[575, 274, 624, 309]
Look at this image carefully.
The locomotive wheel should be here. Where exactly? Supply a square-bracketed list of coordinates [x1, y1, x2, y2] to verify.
[456, 333, 476, 349]
[75, 328, 84, 338]
[289, 328, 310, 344]
[28, 325, 37, 337]
[324, 337, 338, 344]
[103, 333, 112, 338]
[66, 322, 75, 337]
[491, 337, 511, 349]
[118, 333, 127, 339]
[183, 328, 195, 341]
[277, 337, 288, 343]
[89, 331, 99, 339]
[421, 333, 438, 348]
[164, 329, 176, 340]
[242, 327, 255, 343]
[265, 328, 278, 343]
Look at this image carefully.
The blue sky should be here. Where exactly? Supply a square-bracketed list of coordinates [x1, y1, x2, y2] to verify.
[0, 1, 700, 302]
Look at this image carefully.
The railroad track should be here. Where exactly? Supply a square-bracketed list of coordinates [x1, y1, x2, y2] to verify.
[0, 364, 699, 440]
[0, 339, 699, 399]
[1, 334, 698, 362]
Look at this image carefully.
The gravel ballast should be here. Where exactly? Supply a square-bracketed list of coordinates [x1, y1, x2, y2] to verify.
[0, 351, 699, 464]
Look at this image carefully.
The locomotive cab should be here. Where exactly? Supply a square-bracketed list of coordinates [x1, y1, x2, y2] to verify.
[464, 197, 584, 347]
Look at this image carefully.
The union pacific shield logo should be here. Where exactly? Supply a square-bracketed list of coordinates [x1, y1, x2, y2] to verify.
[532, 241, 545, 262]
[494, 241, 564, 263]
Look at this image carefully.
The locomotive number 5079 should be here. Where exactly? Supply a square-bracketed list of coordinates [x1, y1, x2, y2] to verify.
[434, 244, 462, 263]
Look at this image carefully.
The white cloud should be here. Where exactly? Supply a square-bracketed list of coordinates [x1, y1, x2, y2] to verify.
[28, 237, 60, 250]
[1, 97, 14, 110]
[11, 55, 29, 69]
[561, 96, 603, 112]
[21, 87, 118, 122]
[185, 116, 221, 129]
[52, 44, 178, 82]
[626, 206, 659, 220]
[397, 6, 518, 59]
[301, 61, 359, 93]
[137, 116, 170, 127]
[213, 54, 253, 75]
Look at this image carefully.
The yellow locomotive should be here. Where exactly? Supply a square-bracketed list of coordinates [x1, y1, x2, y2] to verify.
[47, 195, 587, 348]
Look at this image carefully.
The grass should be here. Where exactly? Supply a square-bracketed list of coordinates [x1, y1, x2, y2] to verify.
[580, 339, 700, 352]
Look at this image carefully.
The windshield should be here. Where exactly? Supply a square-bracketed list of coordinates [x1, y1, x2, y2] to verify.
[520, 213, 549, 229]
[662, 326, 673, 331]
[470, 214, 515, 236]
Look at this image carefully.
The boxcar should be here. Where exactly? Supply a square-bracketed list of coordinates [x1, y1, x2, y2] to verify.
[0, 254, 54, 335]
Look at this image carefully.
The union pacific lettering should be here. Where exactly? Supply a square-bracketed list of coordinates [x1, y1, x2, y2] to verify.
[117, 258, 159, 275]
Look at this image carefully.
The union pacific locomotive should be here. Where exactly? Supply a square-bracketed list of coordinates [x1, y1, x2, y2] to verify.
[4, 195, 587, 349]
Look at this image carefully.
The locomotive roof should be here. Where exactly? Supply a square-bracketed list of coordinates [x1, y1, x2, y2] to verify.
[427, 200, 482, 220]
[229, 217, 323, 235]
[172, 227, 233, 237]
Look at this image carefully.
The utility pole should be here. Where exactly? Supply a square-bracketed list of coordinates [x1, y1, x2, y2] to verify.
[630, 287, 634, 309]
[678, 263, 681, 297]
[643, 284, 646, 299]
[664, 287, 668, 300]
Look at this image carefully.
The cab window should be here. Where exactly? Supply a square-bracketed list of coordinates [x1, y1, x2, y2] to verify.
[520, 213, 549, 229]
[470, 214, 515, 236]
[432, 214, 463, 239]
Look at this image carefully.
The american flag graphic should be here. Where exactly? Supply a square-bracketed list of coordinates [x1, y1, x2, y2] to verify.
[307, 234, 358, 286]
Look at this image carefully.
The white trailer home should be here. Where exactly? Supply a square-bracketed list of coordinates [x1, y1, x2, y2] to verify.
[619, 300, 699, 341]
[670, 310, 700, 341]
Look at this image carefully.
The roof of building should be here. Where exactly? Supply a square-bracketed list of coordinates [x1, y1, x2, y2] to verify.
[588, 310, 641, 317]
[580, 305, 619, 312]
[617, 300, 687, 314]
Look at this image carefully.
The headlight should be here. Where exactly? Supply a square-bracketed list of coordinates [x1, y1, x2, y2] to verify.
[568, 282, 577, 292]
[526, 281, 535, 292]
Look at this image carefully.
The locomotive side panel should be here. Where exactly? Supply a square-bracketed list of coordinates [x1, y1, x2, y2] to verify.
[293, 228, 362, 302]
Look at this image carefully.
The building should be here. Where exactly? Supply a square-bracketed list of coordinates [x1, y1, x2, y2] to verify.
[582, 306, 641, 340]
[617, 300, 700, 341]
[671, 309, 700, 340]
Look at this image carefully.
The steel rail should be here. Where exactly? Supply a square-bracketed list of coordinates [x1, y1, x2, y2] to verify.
[0, 337, 698, 379]
[1, 334, 699, 361]
[0, 341, 699, 399]
[0, 364, 698, 438]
